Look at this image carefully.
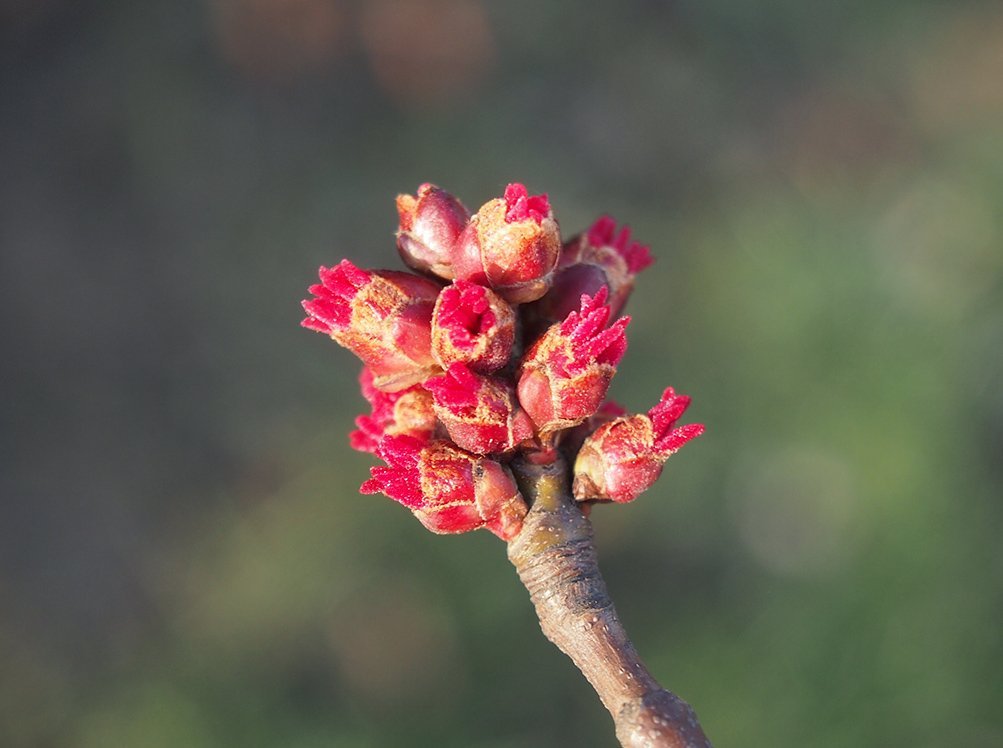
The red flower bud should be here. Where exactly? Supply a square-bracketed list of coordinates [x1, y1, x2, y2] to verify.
[572, 387, 704, 503]
[528, 215, 654, 332]
[431, 280, 515, 373]
[424, 362, 534, 454]
[301, 259, 443, 391]
[585, 215, 654, 275]
[395, 183, 470, 280]
[361, 435, 528, 540]
[517, 287, 629, 435]
[455, 183, 561, 303]
[350, 367, 438, 454]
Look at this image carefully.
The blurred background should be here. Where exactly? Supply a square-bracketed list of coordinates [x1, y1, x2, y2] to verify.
[2, 0, 1002, 745]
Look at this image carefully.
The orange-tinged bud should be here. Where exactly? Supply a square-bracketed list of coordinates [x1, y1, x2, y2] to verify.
[431, 280, 515, 373]
[361, 435, 527, 540]
[301, 260, 443, 391]
[455, 183, 561, 303]
[395, 183, 470, 279]
[572, 387, 704, 503]
[517, 288, 629, 435]
[424, 363, 534, 454]
[350, 367, 438, 454]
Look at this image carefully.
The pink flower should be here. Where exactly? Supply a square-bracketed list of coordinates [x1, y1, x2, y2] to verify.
[454, 183, 561, 303]
[431, 280, 515, 373]
[424, 362, 533, 454]
[572, 387, 704, 503]
[517, 287, 629, 435]
[301, 259, 443, 391]
[361, 435, 528, 540]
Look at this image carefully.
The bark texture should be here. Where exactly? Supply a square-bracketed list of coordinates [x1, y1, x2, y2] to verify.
[507, 456, 712, 748]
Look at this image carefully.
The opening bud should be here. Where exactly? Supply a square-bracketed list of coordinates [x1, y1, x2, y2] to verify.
[572, 387, 704, 503]
[431, 280, 515, 373]
[350, 367, 438, 454]
[585, 215, 654, 275]
[517, 287, 629, 435]
[455, 183, 561, 303]
[361, 435, 528, 540]
[301, 259, 443, 391]
[424, 362, 534, 454]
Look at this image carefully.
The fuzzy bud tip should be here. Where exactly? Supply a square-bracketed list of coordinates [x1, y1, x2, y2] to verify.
[436, 280, 496, 350]
[585, 214, 653, 272]
[301, 260, 372, 335]
[586, 215, 654, 274]
[560, 287, 630, 374]
[648, 387, 704, 455]
[504, 183, 551, 224]
[360, 434, 424, 508]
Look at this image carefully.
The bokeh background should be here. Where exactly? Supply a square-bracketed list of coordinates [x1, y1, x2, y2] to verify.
[3, 0, 1002, 746]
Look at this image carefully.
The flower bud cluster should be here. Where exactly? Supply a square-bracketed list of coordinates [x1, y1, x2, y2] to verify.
[302, 183, 703, 540]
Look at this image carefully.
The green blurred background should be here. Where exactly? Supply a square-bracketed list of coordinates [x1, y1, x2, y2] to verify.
[3, 0, 1002, 745]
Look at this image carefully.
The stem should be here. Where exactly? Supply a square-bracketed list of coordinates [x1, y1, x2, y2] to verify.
[507, 456, 712, 748]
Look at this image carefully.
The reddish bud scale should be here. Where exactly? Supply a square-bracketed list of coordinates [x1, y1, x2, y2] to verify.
[424, 362, 533, 454]
[431, 280, 515, 373]
[361, 435, 527, 540]
[301, 260, 443, 391]
[350, 368, 437, 454]
[456, 183, 561, 303]
[517, 288, 629, 435]
[572, 387, 704, 503]
[395, 183, 470, 280]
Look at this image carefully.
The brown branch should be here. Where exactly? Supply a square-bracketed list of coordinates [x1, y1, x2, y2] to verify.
[507, 456, 712, 748]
